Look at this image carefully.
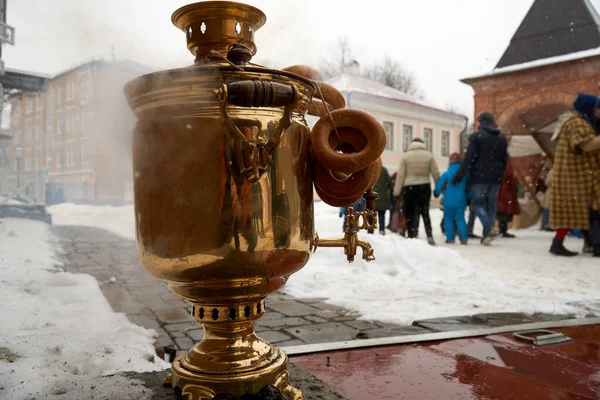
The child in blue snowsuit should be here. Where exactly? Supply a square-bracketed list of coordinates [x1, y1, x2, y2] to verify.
[434, 152, 469, 244]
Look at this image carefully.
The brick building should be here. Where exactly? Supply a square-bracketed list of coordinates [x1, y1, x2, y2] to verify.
[462, 0, 600, 142]
[5, 59, 151, 204]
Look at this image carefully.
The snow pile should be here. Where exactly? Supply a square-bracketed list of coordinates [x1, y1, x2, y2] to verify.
[286, 203, 600, 324]
[48, 201, 600, 326]
[0, 218, 168, 399]
[49, 203, 136, 240]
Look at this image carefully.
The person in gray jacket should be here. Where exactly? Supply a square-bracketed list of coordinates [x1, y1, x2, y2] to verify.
[393, 138, 440, 245]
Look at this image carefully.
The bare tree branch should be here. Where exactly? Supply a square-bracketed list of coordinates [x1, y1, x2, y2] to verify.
[363, 55, 422, 98]
[320, 39, 423, 99]
[320, 36, 355, 80]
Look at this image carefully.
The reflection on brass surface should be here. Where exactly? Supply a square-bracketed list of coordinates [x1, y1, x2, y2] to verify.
[124, 1, 378, 399]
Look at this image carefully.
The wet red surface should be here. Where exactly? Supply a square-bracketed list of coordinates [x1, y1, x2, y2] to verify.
[290, 325, 600, 399]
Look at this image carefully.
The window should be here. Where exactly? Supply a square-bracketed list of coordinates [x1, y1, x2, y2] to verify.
[402, 125, 413, 152]
[66, 81, 76, 100]
[57, 87, 63, 104]
[81, 142, 89, 164]
[35, 96, 41, 110]
[46, 91, 54, 133]
[35, 119, 41, 140]
[56, 151, 62, 168]
[67, 150, 75, 166]
[34, 154, 40, 171]
[441, 130, 450, 157]
[382, 121, 394, 151]
[81, 76, 91, 100]
[25, 120, 32, 141]
[26, 98, 33, 113]
[66, 113, 72, 133]
[423, 128, 433, 152]
[57, 111, 63, 135]
[46, 147, 52, 166]
[82, 181, 88, 198]
[65, 112, 79, 134]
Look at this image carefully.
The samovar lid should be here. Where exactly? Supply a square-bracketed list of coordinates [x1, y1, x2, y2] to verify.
[172, 1, 266, 62]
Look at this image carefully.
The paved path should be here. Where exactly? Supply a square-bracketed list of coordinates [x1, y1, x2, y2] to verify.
[54, 225, 590, 358]
[54, 226, 424, 354]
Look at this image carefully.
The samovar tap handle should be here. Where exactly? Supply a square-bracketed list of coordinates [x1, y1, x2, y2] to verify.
[313, 190, 379, 263]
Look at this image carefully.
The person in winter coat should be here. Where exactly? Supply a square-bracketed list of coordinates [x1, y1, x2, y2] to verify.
[369, 166, 393, 235]
[393, 137, 440, 245]
[549, 93, 600, 257]
[434, 152, 469, 244]
[453, 112, 508, 245]
[496, 160, 520, 238]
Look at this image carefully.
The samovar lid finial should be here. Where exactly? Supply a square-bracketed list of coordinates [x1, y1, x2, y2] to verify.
[172, 1, 266, 64]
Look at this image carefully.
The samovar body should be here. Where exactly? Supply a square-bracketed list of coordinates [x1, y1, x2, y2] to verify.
[125, 2, 384, 398]
[129, 67, 315, 303]
[127, 66, 315, 399]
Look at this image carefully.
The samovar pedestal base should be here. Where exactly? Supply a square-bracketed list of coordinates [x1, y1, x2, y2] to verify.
[160, 299, 302, 400]
[167, 349, 301, 400]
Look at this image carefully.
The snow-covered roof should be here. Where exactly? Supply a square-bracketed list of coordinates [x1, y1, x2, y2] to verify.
[463, 0, 600, 82]
[327, 73, 458, 116]
[463, 46, 600, 82]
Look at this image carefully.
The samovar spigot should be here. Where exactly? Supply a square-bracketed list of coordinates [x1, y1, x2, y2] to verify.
[316, 189, 378, 262]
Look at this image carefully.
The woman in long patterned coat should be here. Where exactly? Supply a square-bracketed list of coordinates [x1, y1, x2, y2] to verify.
[549, 94, 600, 257]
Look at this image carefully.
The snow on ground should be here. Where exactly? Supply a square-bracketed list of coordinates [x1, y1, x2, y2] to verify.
[0, 218, 169, 400]
[288, 203, 600, 324]
[49, 201, 600, 326]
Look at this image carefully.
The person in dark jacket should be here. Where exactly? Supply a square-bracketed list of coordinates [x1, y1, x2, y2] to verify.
[453, 112, 508, 245]
[369, 166, 393, 235]
[434, 152, 469, 244]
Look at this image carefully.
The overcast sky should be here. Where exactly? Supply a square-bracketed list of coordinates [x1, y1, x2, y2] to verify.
[3, 0, 539, 119]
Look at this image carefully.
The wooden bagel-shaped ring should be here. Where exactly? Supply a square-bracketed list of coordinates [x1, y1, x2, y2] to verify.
[282, 65, 323, 81]
[313, 159, 376, 202]
[311, 109, 387, 175]
[315, 183, 364, 208]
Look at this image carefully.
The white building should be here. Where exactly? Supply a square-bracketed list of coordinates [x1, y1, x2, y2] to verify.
[318, 70, 468, 176]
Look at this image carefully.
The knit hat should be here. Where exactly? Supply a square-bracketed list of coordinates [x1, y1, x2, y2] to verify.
[477, 112, 496, 126]
[573, 94, 600, 120]
[449, 152, 462, 165]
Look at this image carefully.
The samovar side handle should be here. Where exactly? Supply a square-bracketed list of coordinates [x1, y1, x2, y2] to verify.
[214, 82, 295, 183]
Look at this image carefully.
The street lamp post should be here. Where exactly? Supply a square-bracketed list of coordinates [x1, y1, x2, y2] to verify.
[15, 145, 22, 195]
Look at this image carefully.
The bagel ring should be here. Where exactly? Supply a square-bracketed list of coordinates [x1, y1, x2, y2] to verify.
[315, 183, 364, 208]
[311, 109, 387, 175]
[325, 126, 369, 180]
[282, 65, 323, 81]
[313, 159, 376, 202]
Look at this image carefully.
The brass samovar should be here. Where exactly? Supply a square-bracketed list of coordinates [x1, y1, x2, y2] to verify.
[124, 2, 385, 399]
